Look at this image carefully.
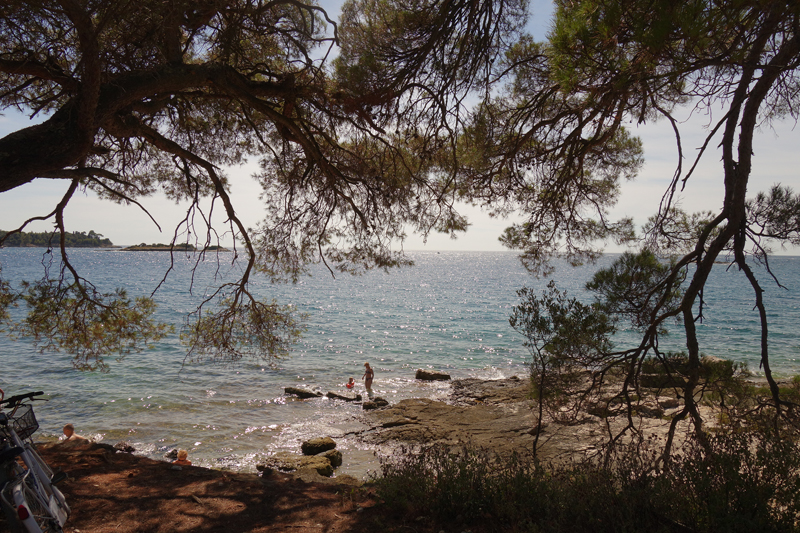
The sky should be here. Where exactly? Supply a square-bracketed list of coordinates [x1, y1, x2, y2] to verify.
[0, 1, 798, 253]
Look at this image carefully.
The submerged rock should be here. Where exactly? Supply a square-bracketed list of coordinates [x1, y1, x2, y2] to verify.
[285, 387, 323, 399]
[114, 441, 135, 453]
[326, 391, 362, 402]
[415, 369, 451, 381]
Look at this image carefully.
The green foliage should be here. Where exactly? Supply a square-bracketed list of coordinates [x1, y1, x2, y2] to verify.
[0, 267, 14, 326]
[774, 376, 800, 405]
[375, 435, 800, 533]
[181, 292, 305, 364]
[640, 352, 753, 410]
[126, 243, 200, 251]
[510, 280, 615, 377]
[510, 281, 614, 448]
[0, 0, 529, 365]
[476, 0, 800, 441]
[641, 352, 745, 381]
[641, 209, 719, 256]
[16, 280, 171, 371]
[336, 0, 528, 109]
[586, 250, 685, 332]
[747, 185, 800, 249]
[669, 432, 800, 532]
[374, 445, 549, 528]
[0, 230, 113, 248]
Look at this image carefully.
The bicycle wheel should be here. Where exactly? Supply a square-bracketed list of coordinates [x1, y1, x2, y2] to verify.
[10, 470, 63, 533]
[1, 451, 28, 533]
[0, 473, 25, 533]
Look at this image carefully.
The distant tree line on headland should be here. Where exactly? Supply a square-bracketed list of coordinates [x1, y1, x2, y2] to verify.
[124, 243, 229, 251]
[0, 230, 113, 248]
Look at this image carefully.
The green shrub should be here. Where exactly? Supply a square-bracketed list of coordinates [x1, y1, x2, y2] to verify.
[374, 434, 800, 533]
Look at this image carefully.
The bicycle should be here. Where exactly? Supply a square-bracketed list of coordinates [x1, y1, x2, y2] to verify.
[0, 390, 70, 533]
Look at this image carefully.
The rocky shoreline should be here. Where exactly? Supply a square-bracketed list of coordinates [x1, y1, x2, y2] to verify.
[54, 371, 722, 485]
[29, 371, 783, 533]
[358, 375, 699, 462]
[271, 372, 707, 482]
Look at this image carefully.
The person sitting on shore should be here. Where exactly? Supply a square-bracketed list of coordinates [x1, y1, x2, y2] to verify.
[173, 449, 192, 466]
[61, 423, 88, 443]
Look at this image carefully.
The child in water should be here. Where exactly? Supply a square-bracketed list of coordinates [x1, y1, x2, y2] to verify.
[346, 377, 355, 389]
[61, 424, 88, 442]
[173, 449, 192, 466]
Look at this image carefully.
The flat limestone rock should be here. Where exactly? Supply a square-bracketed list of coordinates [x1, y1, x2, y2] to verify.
[358, 375, 713, 465]
[449, 376, 531, 405]
[365, 397, 536, 455]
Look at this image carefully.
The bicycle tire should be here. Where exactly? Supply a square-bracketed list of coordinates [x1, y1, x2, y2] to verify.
[0, 448, 28, 533]
[0, 494, 25, 533]
[9, 470, 64, 533]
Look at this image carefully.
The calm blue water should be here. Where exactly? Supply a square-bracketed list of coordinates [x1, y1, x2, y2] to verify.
[1, 249, 799, 477]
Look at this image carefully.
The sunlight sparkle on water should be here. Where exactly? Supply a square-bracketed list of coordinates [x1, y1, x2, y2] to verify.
[4, 250, 798, 478]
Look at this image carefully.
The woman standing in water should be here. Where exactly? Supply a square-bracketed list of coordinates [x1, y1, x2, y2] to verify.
[362, 362, 374, 397]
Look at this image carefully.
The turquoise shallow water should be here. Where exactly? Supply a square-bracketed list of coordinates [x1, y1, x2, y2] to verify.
[1, 249, 799, 478]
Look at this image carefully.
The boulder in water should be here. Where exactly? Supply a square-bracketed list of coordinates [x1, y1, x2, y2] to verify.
[301, 436, 336, 455]
[318, 448, 342, 468]
[415, 369, 451, 381]
[114, 441, 135, 453]
[258, 451, 334, 477]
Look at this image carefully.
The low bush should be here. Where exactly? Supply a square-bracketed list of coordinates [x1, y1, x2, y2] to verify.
[373, 432, 800, 533]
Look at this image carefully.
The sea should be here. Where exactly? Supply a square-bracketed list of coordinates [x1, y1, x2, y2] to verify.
[1, 248, 799, 479]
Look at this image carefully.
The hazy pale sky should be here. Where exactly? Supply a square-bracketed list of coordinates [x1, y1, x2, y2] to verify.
[1, 0, 798, 253]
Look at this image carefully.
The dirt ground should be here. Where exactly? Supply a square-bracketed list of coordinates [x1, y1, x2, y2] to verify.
[2, 443, 422, 533]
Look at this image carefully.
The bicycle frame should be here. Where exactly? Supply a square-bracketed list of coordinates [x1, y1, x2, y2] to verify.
[0, 397, 70, 533]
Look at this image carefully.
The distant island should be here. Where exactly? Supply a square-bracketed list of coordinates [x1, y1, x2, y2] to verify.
[0, 230, 114, 248]
[122, 243, 230, 252]
[0, 231, 231, 252]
